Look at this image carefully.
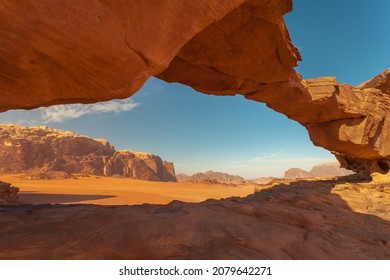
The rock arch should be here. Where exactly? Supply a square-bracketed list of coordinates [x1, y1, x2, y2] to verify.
[0, 0, 389, 179]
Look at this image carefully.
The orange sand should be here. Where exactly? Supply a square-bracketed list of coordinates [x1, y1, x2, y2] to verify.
[0, 174, 256, 205]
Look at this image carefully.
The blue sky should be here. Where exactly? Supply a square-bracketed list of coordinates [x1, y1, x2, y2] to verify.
[1, 0, 389, 178]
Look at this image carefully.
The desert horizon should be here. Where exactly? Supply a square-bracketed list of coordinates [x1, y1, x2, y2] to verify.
[0, 173, 258, 206]
[1, 0, 390, 268]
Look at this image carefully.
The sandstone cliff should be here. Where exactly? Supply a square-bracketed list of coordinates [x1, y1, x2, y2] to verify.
[284, 162, 353, 179]
[0, 124, 176, 182]
[177, 170, 245, 185]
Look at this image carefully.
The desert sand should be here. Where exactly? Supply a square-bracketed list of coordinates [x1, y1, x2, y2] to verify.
[0, 174, 257, 206]
[0, 175, 389, 259]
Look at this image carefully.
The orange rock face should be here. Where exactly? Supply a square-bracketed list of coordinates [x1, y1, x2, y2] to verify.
[0, 124, 176, 181]
[1, 1, 390, 178]
[0, 0, 248, 111]
[246, 70, 390, 178]
[0, 0, 297, 111]
[157, 0, 300, 95]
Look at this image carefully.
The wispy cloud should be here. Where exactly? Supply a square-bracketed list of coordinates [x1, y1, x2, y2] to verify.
[41, 99, 139, 123]
[228, 151, 283, 165]
[228, 151, 334, 167]
[226, 151, 336, 178]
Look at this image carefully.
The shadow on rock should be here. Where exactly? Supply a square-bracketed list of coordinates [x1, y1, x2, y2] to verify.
[0, 176, 389, 259]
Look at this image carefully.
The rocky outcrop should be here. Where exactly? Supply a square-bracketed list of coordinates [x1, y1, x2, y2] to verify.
[1, 1, 390, 180]
[359, 68, 390, 94]
[0, 181, 18, 204]
[284, 168, 309, 179]
[104, 151, 176, 182]
[0, 177, 389, 259]
[246, 70, 390, 179]
[0, 124, 176, 181]
[177, 171, 245, 185]
[284, 162, 353, 179]
[20, 170, 76, 180]
[0, 0, 297, 111]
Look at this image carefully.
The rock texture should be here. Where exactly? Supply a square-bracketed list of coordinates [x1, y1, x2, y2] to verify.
[157, 0, 299, 95]
[1, 1, 390, 179]
[0, 177, 389, 259]
[359, 68, 390, 94]
[246, 70, 390, 179]
[177, 170, 245, 185]
[0, 124, 176, 181]
[0, 181, 18, 204]
[0, 0, 296, 111]
[20, 170, 76, 180]
[284, 162, 353, 179]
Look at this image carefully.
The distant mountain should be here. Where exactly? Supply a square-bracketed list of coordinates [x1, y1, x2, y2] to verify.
[284, 162, 353, 179]
[177, 170, 245, 185]
[0, 124, 176, 182]
[247, 177, 275, 185]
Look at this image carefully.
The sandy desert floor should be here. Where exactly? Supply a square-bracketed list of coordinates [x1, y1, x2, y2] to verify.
[1, 174, 389, 259]
[0, 173, 257, 205]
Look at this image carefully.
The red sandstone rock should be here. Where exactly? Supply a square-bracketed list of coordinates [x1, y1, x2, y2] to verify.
[157, 0, 300, 95]
[246, 70, 390, 178]
[0, 181, 19, 204]
[0, 0, 250, 111]
[0, 1, 390, 179]
[0, 178, 388, 259]
[0, 124, 176, 182]
[359, 68, 390, 94]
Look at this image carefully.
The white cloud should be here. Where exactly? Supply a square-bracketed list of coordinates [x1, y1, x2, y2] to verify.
[228, 151, 283, 165]
[41, 99, 139, 123]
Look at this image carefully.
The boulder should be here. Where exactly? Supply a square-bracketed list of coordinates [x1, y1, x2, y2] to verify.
[0, 181, 19, 204]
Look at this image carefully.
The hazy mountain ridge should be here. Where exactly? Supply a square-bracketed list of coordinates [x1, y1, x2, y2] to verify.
[177, 170, 246, 185]
[284, 162, 353, 179]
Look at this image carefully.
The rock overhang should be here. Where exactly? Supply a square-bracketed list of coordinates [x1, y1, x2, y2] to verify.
[0, 0, 389, 179]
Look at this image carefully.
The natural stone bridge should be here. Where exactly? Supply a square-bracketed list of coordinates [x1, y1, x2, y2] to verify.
[1, 0, 389, 180]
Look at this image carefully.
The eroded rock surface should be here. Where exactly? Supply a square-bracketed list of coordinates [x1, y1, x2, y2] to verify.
[157, 0, 299, 95]
[0, 178, 389, 259]
[1, 1, 390, 179]
[0, 0, 295, 111]
[0, 181, 18, 204]
[246, 70, 390, 179]
[0, 124, 176, 181]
